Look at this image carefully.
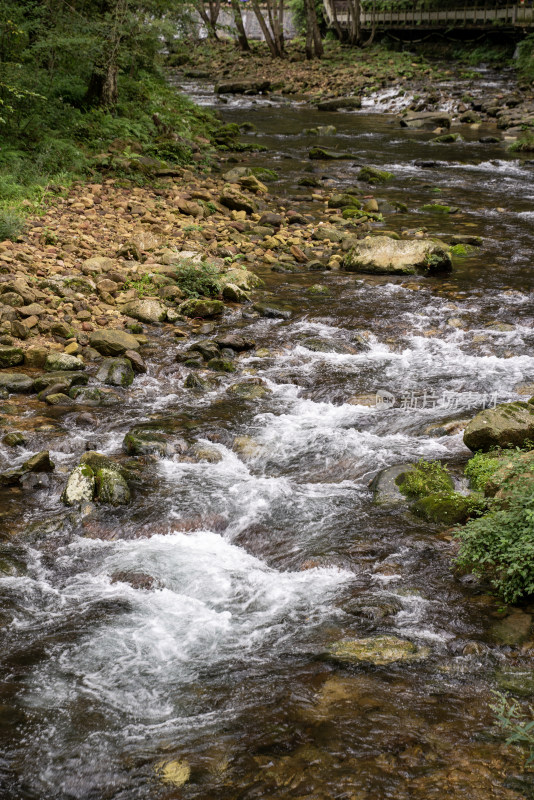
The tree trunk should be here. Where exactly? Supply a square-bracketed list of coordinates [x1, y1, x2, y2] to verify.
[231, 0, 250, 51]
[84, 0, 126, 108]
[85, 62, 118, 108]
[250, 0, 281, 57]
[304, 0, 323, 58]
[197, 0, 221, 39]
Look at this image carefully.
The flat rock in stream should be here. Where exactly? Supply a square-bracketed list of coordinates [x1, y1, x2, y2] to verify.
[400, 111, 452, 130]
[309, 147, 356, 160]
[215, 80, 271, 94]
[343, 236, 452, 275]
[89, 329, 141, 356]
[317, 96, 362, 111]
[0, 373, 34, 393]
[326, 635, 429, 666]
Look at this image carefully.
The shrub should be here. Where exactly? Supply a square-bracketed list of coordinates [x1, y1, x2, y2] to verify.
[172, 261, 221, 298]
[464, 451, 503, 492]
[0, 210, 25, 241]
[397, 459, 454, 499]
[456, 477, 534, 603]
[509, 131, 534, 153]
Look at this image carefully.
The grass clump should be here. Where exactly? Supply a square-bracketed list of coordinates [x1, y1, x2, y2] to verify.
[124, 274, 159, 297]
[172, 261, 221, 299]
[491, 692, 534, 765]
[0, 210, 25, 241]
[397, 459, 454, 499]
[509, 131, 534, 153]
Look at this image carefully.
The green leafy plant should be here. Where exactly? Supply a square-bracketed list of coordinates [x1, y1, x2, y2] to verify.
[0, 209, 25, 241]
[172, 261, 221, 299]
[491, 692, 534, 764]
[124, 274, 158, 297]
[464, 451, 503, 492]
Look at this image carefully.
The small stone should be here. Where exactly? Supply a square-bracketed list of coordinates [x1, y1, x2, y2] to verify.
[124, 350, 146, 373]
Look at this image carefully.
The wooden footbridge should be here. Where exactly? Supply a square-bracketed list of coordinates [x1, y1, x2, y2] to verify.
[323, 1, 534, 31]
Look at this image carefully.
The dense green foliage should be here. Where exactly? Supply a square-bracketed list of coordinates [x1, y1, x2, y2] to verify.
[464, 451, 503, 492]
[172, 261, 222, 298]
[457, 457, 534, 603]
[0, 0, 219, 221]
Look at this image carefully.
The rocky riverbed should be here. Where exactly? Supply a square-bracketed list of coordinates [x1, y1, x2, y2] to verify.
[1, 57, 534, 800]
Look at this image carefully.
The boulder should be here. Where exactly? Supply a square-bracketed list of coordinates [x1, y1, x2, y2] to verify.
[69, 386, 121, 406]
[357, 166, 393, 184]
[61, 464, 95, 506]
[215, 79, 270, 94]
[0, 346, 24, 368]
[33, 371, 88, 393]
[45, 392, 75, 406]
[317, 96, 361, 111]
[178, 299, 224, 318]
[82, 256, 114, 275]
[343, 236, 452, 275]
[89, 329, 140, 356]
[0, 373, 34, 393]
[1, 450, 54, 487]
[120, 299, 167, 324]
[309, 147, 355, 160]
[222, 283, 249, 303]
[400, 111, 452, 130]
[123, 427, 175, 457]
[253, 301, 292, 319]
[44, 353, 85, 371]
[463, 400, 534, 452]
[96, 357, 135, 387]
[370, 464, 416, 505]
[219, 189, 256, 215]
[412, 492, 472, 525]
[94, 466, 130, 505]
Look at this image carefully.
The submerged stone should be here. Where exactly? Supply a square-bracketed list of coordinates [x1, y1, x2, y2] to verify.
[326, 635, 429, 666]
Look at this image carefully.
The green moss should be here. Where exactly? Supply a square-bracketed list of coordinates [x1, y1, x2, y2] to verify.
[357, 166, 393, 185]
[420, 203, 458, 214]
[431, 133, 462, 144]
[250, 167, 279, 182]
[450, 243, 477, 257]
[397, 459, 454, 499]
[412, 491, 483, 525]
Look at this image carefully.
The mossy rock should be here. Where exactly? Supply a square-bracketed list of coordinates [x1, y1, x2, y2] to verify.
[463, 401, 534, 452]
[326, 635, 429, 666]
[96, 357, 135, 387]
[309, 147, 355, 160]
[420, 203, 459, 214]
[61, 464, 96, 506]
[357, 166, 394, 184]
[328, 194, 362, 210]
[123, 428, 174, 457]
[411, 491, 472, 525]
[94, 466, 130, 505]
[431, 133, 462, 144]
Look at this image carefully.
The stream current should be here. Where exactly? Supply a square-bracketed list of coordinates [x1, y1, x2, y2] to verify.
[1, 72, 534, 799]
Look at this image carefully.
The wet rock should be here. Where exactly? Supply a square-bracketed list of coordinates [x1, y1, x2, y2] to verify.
[400, 111, 452, 130]
[179, 299, 224, 318]
[23, 346, 49, 368]
[370, 463, 416, 505]
[490, 610, 532, 645]
[0, 373, 34, 393]
[2, 431, 26, 447]
[309, 147, 355, 160]
[190, 443, 223, 463]
[1, 450, 54, 487]
[188, 339, 220, 361]
[253, 300, 292, 320]
[357, 166, 393, 184]
[0, 346, 24, 368]
[326, 635, 429, 666]
[124, 350, 146, 373]
[44, 352, 84, 371]
[96, 357, 135, 387]
[300, 337, 358, 354]
[120, 298, 167, 324]
[62, 464, 95, 506]
[215, 79, 270, 94]
[89, 329, 140, 356]
[123, 427, 175, 457]
[110, 571, 156, 590]
[495, 666, 534, 695]
[463, 401, 534, 452]
[45, 392, 75, 406]
[184, 373, 213, 391]
[344, 236, 452, 275]
[431, 133, 462, 143]
[238, 174, 268, 194]
[206, 357, 236, 372]
[317, 96, 361, 111]
[33, 371, 88, 393]
[228, 379, 271, 400]
[312, 226, 344, 243]
[222, 283, 249, 303]
[215, 334, 255, 352]
[69, 386, 121, 406]
[95, 466, 130, 505]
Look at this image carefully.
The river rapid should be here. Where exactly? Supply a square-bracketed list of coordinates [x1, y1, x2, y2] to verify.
[1, 71, 534, 799]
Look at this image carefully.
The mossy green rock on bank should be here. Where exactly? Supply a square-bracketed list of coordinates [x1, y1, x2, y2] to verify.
[0, 346, 24, 368]
[463, 400, 534, 452]
[326, 636, 429, 666]
[343, 236, 452, 276]
[179, 299, 224, 318]
[412, 491, 472, 525]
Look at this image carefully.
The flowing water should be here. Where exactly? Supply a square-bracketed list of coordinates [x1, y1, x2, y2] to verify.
[2, 72, 534, 799]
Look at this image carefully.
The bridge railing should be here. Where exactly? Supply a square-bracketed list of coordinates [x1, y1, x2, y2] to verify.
[323, 2, 534, 28]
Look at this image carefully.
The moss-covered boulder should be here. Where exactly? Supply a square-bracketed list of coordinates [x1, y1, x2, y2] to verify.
[412, 491, 473, 525]
[94, 466, 130, 505]
[309, 147, 356, 160]
[96, 357, 135, 387]
[178, 299, 224, 318]
[44, 352, 84, 372]
[344, 236, 452, 276]
[326, 636, 429, 666]
[61, 464, 96, 506]
[463, 401, 534, 452]
[357, 166, 393, 184]
[317, 96, 361, 111]
[0, 346, 24, 368]
[400, 111, 452, 130]
[0, 373, 34, 393]
[62, 451, 131, 507]
[123, 427, 174, 457]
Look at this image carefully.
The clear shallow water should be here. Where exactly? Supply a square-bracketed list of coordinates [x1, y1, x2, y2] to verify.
[1, 77, 534, 799]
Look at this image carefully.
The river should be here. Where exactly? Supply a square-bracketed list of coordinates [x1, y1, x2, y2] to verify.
[1, 70, 534, 799]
